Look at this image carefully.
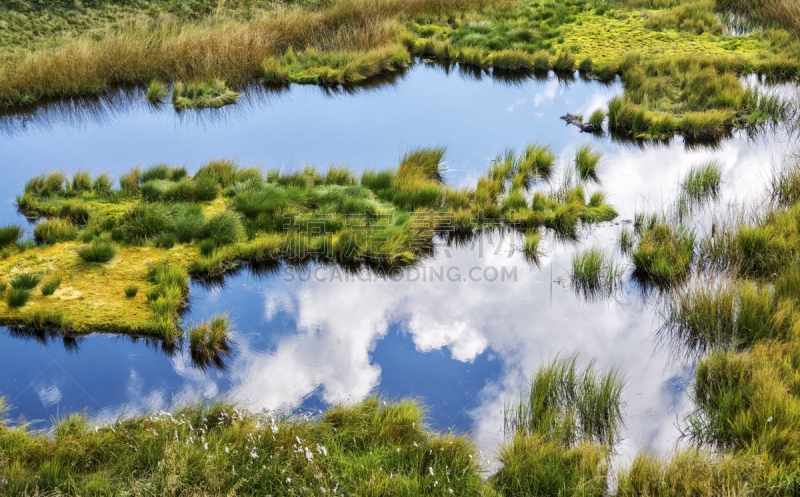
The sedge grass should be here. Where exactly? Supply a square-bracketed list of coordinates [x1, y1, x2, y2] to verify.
[144, 79, 170, 103]
[571, 246, 622, 298]
[40, 277, 62, 296]
[683, 161, 723, 200]
[77, 240, 117, 263]
[589, 109, 605, 130]
[575, 145, 601, 183]
[10, 272, 41, 290]
[188, 313, 233, 355]
[0, 224, 23, 248]
[124, 286, 138, 297]
[33, 218, 77, 245]
[632, 223, 695, 283]
[5, 288, 32, 308]
[505, 353, 626, 447]
[172, 79, 242, 110]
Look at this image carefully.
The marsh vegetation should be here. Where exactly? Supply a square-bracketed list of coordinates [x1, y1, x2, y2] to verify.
[1, 0, 800, 494]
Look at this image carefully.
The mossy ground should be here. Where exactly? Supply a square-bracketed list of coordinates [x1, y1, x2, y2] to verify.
[0, 242, 192, 334]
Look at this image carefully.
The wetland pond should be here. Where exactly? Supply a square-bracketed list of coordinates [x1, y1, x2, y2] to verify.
[0, 62, 796, 465]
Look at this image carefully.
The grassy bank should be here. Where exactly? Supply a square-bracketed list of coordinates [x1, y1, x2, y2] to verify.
[0, 144, 616, 339]
[1, 0, 798, 138]
[0, 396, 488, 496]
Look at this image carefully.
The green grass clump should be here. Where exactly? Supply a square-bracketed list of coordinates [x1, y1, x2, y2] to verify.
[10, 273, 41, 290]
[632, 223, 695, 282]
[523, 230, 542, 260]
[552, 51, 576, 72]
[40, 277, 61, 296]
[144, 79, 169, 103]
[199, 211, 244, 246]
[196, 159, 262, 188]
[681, 160, 723, 201]
[188, 314, 233, 354]
[71, 170, 91, 191]
[575, 145, 601, 182]
[124, 286, 138, 297]
[5, 288, 31, 308]
[0, 224, 23, 248]
[154, 232, 177, 249]
[263, 45, 409, 85]
[120, 204, 174, 244]
[119, 167, 141, 193]
[172, 79, 241, 110]
[589, 109, 605, 129]
[33, 218, 77, 245]
[493, 434, 609, 497]
[77, 240, 117, 263]
[505, 353, 626, 447]
[616, 449, 771, 496]
[571, 246, 621, 297]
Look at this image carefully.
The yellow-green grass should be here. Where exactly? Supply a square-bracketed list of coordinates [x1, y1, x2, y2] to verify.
[0, 241, 192, 337]
[0, 395, 487, 496]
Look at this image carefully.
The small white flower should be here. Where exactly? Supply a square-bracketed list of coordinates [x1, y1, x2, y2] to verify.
[204, 442, 209, 450]
[251, 450, 258, 459]
[286, 478, 292, 483]
[225, 446, 230, 453]
[768, 417, 774, 422]
[429, 467, 434, 476]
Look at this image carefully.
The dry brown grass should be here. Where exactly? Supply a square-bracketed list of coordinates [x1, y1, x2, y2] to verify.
[0, 0, 497, 105]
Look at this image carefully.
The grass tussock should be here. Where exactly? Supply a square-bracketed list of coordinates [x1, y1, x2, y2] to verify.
[575, 145, 602, 182]
[10, 272, 42, 290]
[571, 246, 622, 298]
[0, 224, 23, 248]
[632, 222, 695, 283]
[172, 80, 241, 110]
[188, 313, 233, 357]
[77, 240, 117, 263]
[144, 79, 170, 103]
[5, 287, 32, 308]
[124, 285, 138, 297]
[40, 277, 62, 296]
[505, 353, 626, 447]
[682, 160, 723, 202]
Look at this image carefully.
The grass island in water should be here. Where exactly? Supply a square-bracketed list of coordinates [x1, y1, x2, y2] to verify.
[0, 144, 616, 341]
